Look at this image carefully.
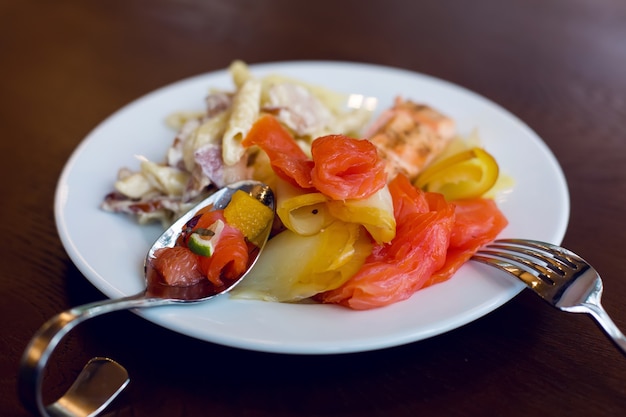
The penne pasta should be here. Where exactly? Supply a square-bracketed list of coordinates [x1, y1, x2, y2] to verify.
[222, 77, 261, 166]
[229, 59, 252, 89]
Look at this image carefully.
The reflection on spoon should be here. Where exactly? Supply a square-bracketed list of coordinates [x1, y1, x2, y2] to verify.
[18, 180, 275, 417]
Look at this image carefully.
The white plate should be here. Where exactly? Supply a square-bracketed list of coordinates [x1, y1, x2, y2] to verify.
[55, 61, 569, 354]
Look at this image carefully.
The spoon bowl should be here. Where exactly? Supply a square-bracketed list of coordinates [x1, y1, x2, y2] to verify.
[18, 180, 275, 417]
[144, 180, 275, 301]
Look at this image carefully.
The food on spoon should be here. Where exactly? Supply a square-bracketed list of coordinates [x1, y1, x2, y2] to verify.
[193, 210, 250, 287]
[186, 219, 224, 257]
[150, 188, 272, 288]
[151, 246, 204, 287]
[224, 189, 275, 246]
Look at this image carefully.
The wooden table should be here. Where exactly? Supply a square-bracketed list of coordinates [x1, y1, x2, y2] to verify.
[3, 0, 626, 415]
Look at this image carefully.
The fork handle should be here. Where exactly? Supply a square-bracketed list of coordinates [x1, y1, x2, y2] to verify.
[579, 303, 626, 356]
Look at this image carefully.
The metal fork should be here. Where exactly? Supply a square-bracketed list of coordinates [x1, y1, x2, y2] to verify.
[472, 238, 626, 356]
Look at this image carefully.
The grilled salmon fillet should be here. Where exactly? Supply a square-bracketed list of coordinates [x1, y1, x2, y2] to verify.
[365, 97, 455, 180]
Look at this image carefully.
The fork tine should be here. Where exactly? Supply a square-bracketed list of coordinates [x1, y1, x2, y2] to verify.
[480, 239, 585, 283]
[474, 249, 557, 284]
[471, 252, 555, 293]
[481, 244, 565, 281]
[493, 239, 583, 269]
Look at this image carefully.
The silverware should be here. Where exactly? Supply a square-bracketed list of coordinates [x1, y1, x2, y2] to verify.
[22, 232, 621, 415]
[42, 358, 129, 417]
[472, 238, 626, 356]
[18, 180, 275, 417]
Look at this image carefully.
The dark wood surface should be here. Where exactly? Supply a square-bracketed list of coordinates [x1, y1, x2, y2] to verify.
[3, 0, 626, 415]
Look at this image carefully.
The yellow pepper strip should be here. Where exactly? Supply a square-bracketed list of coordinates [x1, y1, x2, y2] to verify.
[275, 180, 334, 236]
[231, 222, 372, 302]
[224, 190, 275, 246]
[414, 147, 499, 201]
[327, 185, 396, 244]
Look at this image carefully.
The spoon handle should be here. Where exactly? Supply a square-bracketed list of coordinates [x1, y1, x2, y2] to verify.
[18, 293, 172, 417]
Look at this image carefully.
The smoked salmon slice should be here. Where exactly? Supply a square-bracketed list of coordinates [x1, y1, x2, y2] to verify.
[191, 210, 250, 287]
[317, 175, 508, 310]
[244, 115, 387, 200]
[310, 134, 387, 200]
[242, 114, 314, 189]
[317, 175, 455, 310]
[427, 197, 508, 287]
[151, 246, 204, 287]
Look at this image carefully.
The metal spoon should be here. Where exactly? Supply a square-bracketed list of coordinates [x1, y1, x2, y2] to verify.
[18, 180, 275, 417]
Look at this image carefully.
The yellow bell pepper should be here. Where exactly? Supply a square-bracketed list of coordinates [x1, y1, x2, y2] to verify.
[224, 190, 275, 246]
[230, 222, 372, 302]
[327, 185, 396, 244]
[275, 180, 334, 236]
[414, 147, 499, 200]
